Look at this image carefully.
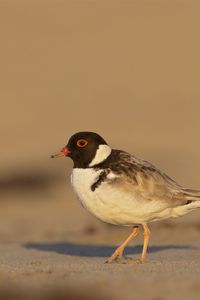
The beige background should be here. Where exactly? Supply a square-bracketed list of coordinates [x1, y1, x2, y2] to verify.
[0, 1, 200, 299]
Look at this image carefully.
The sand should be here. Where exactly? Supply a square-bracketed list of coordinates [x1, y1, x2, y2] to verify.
[0, 185, 200, 300]
[1, 0, 200, 299]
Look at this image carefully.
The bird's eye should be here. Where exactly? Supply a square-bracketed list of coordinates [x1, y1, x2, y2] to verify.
[76, 139, 88, 148]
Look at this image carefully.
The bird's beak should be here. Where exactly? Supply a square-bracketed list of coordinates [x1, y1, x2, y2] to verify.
[50, 147, 71, 159]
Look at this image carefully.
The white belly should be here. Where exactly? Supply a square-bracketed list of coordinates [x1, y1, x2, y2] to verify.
[70, 168, 174, 225]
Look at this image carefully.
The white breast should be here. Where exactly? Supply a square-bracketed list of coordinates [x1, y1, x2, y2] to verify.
[70, 168, 173, 225]
[71, 168, 102, 206]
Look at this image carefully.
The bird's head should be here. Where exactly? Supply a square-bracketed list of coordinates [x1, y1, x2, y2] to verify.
[51, 131, 112, 168]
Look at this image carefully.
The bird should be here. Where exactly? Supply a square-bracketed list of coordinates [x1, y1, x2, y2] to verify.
[51, 131, 200, 263]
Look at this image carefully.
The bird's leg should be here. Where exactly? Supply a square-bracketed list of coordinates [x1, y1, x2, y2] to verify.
[137, 223, 150, 263]
[105, 226, 139, 263]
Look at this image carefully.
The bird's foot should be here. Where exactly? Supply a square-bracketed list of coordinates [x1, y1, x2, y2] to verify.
[105, 255, 121, 264]
[136, 257, 146, 264]
[105, 253, 137, 264]
[104, 248, 124, 264]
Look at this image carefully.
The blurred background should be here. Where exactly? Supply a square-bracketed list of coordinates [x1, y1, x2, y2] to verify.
[0, 0, 200, 299]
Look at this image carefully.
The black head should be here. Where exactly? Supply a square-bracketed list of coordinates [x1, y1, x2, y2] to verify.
[51, 132, 111, 168]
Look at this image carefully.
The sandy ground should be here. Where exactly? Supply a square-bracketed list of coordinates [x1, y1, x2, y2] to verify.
[0, 183, 200, 300]
[1, 0, 200, 299]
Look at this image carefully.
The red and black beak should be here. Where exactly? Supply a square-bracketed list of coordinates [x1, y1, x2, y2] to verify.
[50, 147, 71, 159]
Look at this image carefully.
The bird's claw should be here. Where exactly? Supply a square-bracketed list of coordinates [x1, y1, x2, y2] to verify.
[104, 257, 120, 264]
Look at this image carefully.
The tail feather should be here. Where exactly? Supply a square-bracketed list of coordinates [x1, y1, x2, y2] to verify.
[172, 200, 200, 217]
[171, 188, 200, 218]
[181, 188, 200, 201]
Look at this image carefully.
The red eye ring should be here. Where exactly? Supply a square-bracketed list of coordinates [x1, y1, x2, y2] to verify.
[76, 139, 88, 148]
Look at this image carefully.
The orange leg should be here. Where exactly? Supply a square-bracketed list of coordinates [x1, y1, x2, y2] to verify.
[138, 223, 150, 263]
[105, 226, 139, 263]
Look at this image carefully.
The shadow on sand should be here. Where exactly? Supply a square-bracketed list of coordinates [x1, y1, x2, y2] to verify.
[23, 242, 196, 258]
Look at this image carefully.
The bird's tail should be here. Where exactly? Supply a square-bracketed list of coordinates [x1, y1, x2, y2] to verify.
[172, 188, 200, 218]
[181, 188, 200, 202]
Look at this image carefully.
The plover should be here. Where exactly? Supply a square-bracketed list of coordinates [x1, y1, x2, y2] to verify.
[51, 132, 200, 263]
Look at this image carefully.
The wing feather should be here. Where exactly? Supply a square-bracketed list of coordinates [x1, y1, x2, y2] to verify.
[101, 150, 198, 207]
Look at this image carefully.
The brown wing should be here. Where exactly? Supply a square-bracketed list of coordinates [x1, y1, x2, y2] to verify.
[108, 151, 193, 207]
